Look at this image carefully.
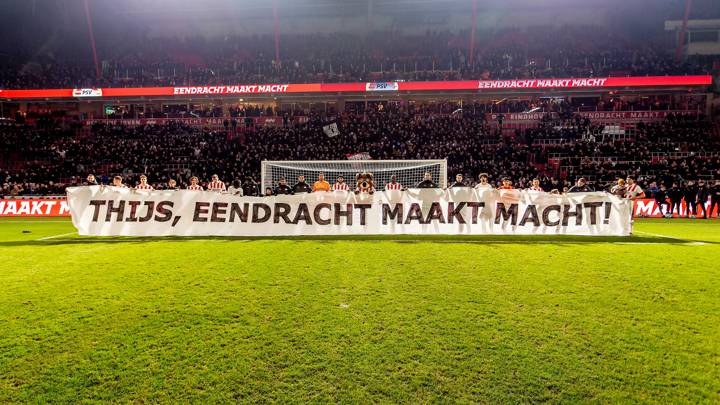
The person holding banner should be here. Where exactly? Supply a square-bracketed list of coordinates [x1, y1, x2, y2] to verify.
[227, 180, 243, 196]
[85, 174, 99, 186]
[624, 177, 645, 200]
[528, 178, 543, 192]
[611, 179, 626, 197]
[242, 177, 260, 197]
[385, 175, 402, 191]
[332, 176, 350, 191]
[416, 172, 438, 188]
[112, 176, 127, 188]
[135, 175, 153, 190]
[275, 177, 293, 195]
[312, 173, 331, 192]
[293, 175, 312, 194]
[207, 174, 226, 193]
[187, 176, 203, 191]
[568, 177, 593, 193]
[498, 178, 514, 190]
[450, 174, 468, 188]
[475, 173, 493, 191]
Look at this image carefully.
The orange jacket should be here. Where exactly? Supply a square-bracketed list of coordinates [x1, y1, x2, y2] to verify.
[313, 180, 331, 192]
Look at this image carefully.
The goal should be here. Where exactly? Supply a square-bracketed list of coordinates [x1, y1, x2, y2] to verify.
[261, 160, 448, 190]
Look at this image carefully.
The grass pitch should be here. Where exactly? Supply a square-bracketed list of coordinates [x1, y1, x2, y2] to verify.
[0, 218, 719, 403]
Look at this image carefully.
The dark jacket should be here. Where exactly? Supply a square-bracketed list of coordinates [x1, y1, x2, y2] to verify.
[697, 186, 710, 202]
[711, 185, 720, 200]
[416, 179, 438, 188]
[274, 184, 293, 195]
[567, 184, 594, 193]
[242, 182, 259, 196]
[653, 189, 666, 202]
[292, 181, 312, 194]
[668, 187, 683, 201]
[684, 185, 698, 202]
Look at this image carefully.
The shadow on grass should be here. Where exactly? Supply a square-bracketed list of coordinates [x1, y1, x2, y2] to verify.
[0, 234, 711, 247]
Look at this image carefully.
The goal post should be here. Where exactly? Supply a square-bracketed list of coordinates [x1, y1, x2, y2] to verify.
[261, 159, 448, 190]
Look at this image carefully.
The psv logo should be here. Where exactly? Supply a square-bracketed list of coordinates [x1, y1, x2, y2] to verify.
[365, 82, 399, 91]
[72, 88, 103, 97]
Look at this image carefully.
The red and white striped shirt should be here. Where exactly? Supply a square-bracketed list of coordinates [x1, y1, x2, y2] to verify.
[385, 182, 402, 191]
[136, 183, 153, 190]
[187, 184, 203, 191]
[528, 186, 543, 192]
[332, 182, 350, 191]
[207, 181, 226, 192]
[626, 184, 643, 198]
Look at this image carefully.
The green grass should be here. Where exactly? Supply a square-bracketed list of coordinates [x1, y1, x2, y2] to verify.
[0, 218, 719, 403]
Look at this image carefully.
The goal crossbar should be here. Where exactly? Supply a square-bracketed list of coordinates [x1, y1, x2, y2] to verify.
[261, 159, 448, 190]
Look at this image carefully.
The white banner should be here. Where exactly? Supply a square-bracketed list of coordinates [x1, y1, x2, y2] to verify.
[66, 186, 632, 237]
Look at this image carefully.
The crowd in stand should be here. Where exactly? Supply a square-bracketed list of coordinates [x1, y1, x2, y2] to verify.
[2, 106, 719, 216]
[1, 26, 717, 89]
[98, 95, 702, 121]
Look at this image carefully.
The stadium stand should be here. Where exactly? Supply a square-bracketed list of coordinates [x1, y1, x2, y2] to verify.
[1, 106, 718, 200]
[1, 18, 719, 208]
[0, 26, 717, 89]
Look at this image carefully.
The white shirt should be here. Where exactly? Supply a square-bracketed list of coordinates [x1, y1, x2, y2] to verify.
[227, 186, 243, 196]
[475, 183, 493, 190]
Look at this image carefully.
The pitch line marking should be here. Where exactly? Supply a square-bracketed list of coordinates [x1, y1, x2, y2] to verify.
[633, 230, 707, 245]
[633, 230, 680, 239]
[36, 232, 77, 241]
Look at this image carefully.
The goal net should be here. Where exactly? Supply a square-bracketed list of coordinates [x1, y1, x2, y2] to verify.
[261, 160, 448, 190]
